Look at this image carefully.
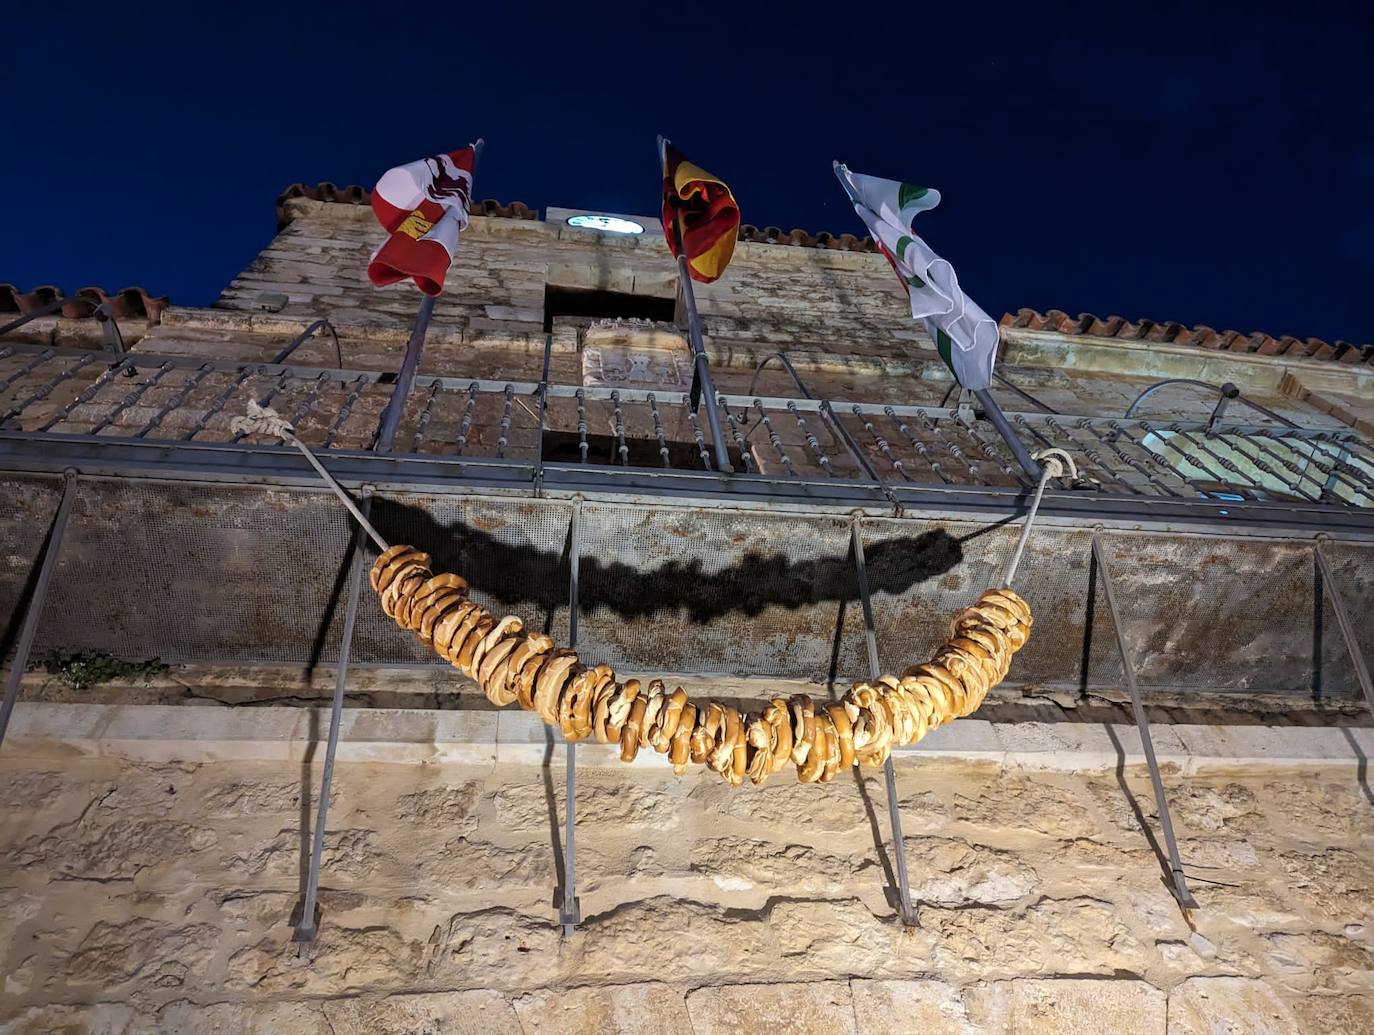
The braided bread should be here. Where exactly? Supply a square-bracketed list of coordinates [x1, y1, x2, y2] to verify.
[372, 547, 1031, 785]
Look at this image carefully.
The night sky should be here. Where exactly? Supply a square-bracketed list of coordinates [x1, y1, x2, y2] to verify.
[4, 2, 1370, 344]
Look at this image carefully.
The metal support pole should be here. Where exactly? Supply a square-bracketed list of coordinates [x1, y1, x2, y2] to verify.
[560, 500, 583, 934]
[373, 139, 484, 453]
[851, 518, 917, 926]
[973, 387, 1042, 482]
[1091, 532, 1199, 911]
[659, 135, 733, 474]
[294, 500, 370, 944]
[676, 254, 734, 474]
[1314, 540, 1374, 716]
[374, 294, 436, 452]
[0, 470, 77, 750]
[532, 334, 553, 497]
[272, 319, 343, 368]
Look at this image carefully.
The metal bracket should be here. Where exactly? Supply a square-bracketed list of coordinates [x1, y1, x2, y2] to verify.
[956, 387, 975, 424]
[1091, 532, 1199, 912]
[1314, 540, 1374, 715]
[0, 469, 78, 750]
[850, 517, 917, 926]
[293, 501, 370, 945]
[559, 499, 583, 933]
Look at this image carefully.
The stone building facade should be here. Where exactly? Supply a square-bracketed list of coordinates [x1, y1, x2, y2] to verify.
[0, 184, 1371, 1032]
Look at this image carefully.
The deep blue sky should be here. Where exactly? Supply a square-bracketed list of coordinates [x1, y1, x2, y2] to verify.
[4, 2, 1370, 343]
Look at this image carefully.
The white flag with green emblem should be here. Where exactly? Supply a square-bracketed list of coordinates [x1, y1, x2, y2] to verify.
[834, 163, 999, 390]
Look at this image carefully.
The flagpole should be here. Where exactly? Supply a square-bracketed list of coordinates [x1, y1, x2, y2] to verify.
[658, 135, 734, 475]
[973, 386, 1043, 482]
[374, 137, 485, 452]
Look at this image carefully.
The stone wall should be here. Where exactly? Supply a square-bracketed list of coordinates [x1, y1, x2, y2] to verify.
[1, 708, 1370, 1033]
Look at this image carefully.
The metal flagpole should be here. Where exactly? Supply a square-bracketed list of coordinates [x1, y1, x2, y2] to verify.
[374, 138, 485, 452]
[657, 135, 734, 474]
[972, 387, 1043, 483]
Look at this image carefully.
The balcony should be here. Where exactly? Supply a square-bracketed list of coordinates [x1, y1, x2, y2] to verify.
[1, 340, 1371, 706]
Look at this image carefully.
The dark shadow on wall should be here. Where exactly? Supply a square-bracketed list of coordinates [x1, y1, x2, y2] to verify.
[366, 497, 965, 624]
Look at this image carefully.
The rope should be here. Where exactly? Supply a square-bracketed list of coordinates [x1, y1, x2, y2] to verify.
[371, 545, 1032, 786]
[1002, 447, 1076, 588]
[230, 402, 390, 553]
[229, 399, 1038, 787]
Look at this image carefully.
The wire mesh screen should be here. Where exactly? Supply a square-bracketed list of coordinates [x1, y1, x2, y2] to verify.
[1315, 540, 1374, 699]
[1089, 534, 1360, 695]
[11, 474, 1373, 695]
[859, 517, 1123, 691]
[0, 474, 65, 662]
[33, 478, 358, 665]
[573, 503, 865, 683]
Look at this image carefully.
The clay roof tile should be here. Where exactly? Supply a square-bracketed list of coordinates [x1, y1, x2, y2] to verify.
[998, 308, 1371, 368]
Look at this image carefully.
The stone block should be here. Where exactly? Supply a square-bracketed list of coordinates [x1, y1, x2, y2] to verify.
[1166, 976, 1301, 1034]
[323, 990, 523, 1035]
[1011, 978, 1164, 1033]
[686, 981, 857, 1035]
[850, 979, 1010, 1033]
[514, 983, 691, 1035]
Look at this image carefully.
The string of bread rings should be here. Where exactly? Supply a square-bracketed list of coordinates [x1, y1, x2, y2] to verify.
[371, 544, 1031, 785]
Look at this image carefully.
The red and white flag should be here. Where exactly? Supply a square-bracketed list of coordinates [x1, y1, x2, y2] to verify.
[366, 147, 476, 296]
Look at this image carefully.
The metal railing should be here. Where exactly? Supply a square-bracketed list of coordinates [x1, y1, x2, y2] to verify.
[0, 343, 1371, 533]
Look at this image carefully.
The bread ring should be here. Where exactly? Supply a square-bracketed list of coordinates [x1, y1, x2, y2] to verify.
[417, 591, 467, 643]
[765, 699, 793, 774]
[652, 687, 690, 751]
[369, 544, 413, 591]
[454, 616, 494, 676]
[669, 703, 697, 775]
[620, 695, 647, 763]
[709, 705, 741, 775]
[638, 681, 666, 750]
[827, 704, 855, 769]
[433, 601, 480, 662]
[745, 714, 772, 785]
[691, 702, 724, 764]
[478, 636, 522, 702]
[534, 652, 579, 726]
[471, 616, 523, 681]
[516, 648, 554, 710]
[797, 720, 827, 783]
[605, 679, 641, 742]
[789, 695, 817, 766]
[376, 550, 430, 595]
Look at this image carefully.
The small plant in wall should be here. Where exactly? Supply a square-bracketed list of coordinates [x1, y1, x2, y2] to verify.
[35, 650, 171, 690]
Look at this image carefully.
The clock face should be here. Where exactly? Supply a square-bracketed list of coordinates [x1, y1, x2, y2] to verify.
[566, 214, 645, 235]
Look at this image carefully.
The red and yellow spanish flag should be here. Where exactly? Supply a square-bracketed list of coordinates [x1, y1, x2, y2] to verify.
[660, 143, 740, 283]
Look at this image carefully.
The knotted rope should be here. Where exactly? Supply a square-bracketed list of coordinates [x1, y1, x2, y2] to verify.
[237, 400, 1083, 786]
[230, 402, 389, 552]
